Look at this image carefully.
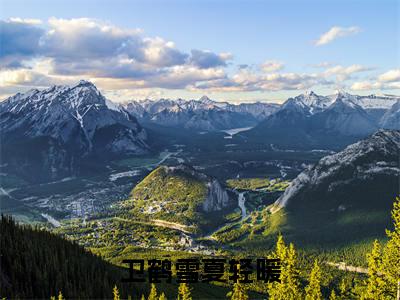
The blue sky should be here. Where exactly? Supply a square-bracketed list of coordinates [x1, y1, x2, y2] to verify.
[0, 0, 399, 103]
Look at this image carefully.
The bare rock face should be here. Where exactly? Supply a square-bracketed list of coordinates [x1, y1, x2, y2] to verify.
[202, 179, 231, 212]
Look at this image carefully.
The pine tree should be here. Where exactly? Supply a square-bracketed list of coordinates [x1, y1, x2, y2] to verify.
[177, 283, 192, 300]
[113, 285, 120, 300]
[159, 292, 167, 300]
[58, 291, 64, 300]
[339, 278, 348, 299]
[141, 294, 146, 300]
[383, 197, 400, 300]
[275, 234, 287, 261]
[305, 260, 322, 300]
[268, 235, 302, 300]
[230, 282, 248, 300]
[148, 284, 158, 300]
[329, 290, 338, 300]
[362, 240, 386, 299]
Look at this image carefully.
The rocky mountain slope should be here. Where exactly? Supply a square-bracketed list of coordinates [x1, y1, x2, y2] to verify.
[269, 129, 400, 244]
[380, 100, 400, 129]
[0, 80, 148, 182]
[275, 129, 400, 208]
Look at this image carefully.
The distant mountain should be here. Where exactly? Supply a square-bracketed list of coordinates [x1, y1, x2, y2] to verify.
[312, 94, 378, 136]
[270, 130, 400, 244]
[332, 92, 399, 123]
[245, 91, 399, 149]
[0, 80, 148, 182]
[335, 92, 399, 110]
[124, 96, 280, 131]
[121, 164, 236, 232]
[289, 91, 333, 114]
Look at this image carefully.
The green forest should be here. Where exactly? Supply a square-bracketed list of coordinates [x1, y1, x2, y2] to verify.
[1, 197, 399, 299]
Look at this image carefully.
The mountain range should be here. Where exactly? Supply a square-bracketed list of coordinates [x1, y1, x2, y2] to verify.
[124, 96, 280, 131]
[244, 91, 400, 149]
[126, 91, 399, 136]
[1, 81, 399, 182]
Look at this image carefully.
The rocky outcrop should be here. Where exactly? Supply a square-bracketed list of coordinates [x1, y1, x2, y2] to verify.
[202, 179, 231, 212]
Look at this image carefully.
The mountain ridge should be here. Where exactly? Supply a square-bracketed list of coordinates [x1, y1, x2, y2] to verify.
[0, 80, 148, 182]
[244, 91, 399, 149]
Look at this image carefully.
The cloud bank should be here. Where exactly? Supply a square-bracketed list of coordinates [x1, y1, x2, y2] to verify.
[0, 18, 397, 101]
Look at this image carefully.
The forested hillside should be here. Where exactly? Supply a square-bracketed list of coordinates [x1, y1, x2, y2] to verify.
[0, 215, 146, 299]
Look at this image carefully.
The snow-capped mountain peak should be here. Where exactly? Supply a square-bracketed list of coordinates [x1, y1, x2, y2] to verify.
[1, 80, 148, 182]
[286, 91, 333, 114]
[199, 95, 213, 103]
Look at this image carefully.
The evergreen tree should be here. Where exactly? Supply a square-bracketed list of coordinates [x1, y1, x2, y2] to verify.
[339, 279, 348, 299]
[177, 283, 192, 300]
[362, 240, 386, 299]
[148, 284, 158, 300]
[141, 294, 146, 300]
[383, 197, 400, 300]
[230, 282, 248, 300]
[268, 235, 302, 300]
[275, 234, 287, 261]
[305, 260, 322, 300]
[113, 285, 120, 300]
[159, 292, 167, 300]
[58, 292, 64, 300]
[329, 290, 338, 300]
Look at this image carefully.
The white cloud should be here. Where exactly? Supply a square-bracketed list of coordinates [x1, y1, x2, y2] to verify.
[351, 69, 400, 90]
[351, 81, 382, 91]
[315, 26, 361, 46]
[261, 60, 284, 73]
[8, 17, 42, 25]
[378, 69, 400, 82]
[311, 62, 333, 68]
[194, 69, 329, 92]
[323, 64, 373, 81]
[0, 68, 54, 87]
